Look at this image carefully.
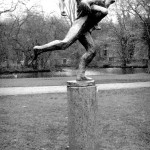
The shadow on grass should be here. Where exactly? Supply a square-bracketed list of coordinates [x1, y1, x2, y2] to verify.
[0, 88, 150, 150]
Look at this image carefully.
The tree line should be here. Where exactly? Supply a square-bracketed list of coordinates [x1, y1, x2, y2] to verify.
[0, 0, 150, 73]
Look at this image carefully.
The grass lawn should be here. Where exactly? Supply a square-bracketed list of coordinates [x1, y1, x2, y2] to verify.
[0, 88, 150, 150]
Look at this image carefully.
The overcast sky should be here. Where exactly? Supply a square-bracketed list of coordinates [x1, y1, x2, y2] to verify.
[0, 0, 116, 22]
[0, 0, 61, 20]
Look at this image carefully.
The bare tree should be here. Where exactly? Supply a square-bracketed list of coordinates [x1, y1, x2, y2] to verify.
[108, 1, 137, 67]
[0, 0, 18, 16]
[126, 0, 150, 72]
[58, 0, 77, 25]
[0, 0, 31, 16]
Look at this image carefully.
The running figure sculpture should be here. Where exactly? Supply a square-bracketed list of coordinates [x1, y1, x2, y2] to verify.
[31, 0, 115, 81]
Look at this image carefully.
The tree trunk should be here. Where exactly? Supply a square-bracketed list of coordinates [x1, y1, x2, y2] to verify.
[147, 59, 150, 73]
[122, 58, 127, 68]
[147, 45, 150, 73]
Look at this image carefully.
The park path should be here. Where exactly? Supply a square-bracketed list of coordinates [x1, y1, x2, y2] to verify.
[0, 81, 150, 96]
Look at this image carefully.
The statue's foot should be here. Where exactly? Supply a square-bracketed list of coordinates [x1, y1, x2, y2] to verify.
[76, 75, 93, 81]
[94, 25, 101, 30]
[90, 25, 101, 33]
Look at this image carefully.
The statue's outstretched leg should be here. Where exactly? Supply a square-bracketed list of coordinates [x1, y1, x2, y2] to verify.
[30, 16, 88, 65]
[77, 32, 96, 81]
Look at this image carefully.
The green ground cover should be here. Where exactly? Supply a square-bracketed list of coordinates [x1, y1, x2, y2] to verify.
[0, 88, 150, 150]
[0, 73, 150, 87]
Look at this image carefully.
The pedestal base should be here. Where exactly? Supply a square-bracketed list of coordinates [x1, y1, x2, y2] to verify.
[67, 80, 98, 150]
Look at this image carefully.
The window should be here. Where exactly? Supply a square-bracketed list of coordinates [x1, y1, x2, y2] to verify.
[104, 50, 107, 57]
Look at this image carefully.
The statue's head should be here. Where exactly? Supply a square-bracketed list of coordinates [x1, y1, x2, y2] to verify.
[105, 0, 115, 8]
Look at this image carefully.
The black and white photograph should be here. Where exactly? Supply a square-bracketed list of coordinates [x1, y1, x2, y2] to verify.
[0, 0, 150, 149]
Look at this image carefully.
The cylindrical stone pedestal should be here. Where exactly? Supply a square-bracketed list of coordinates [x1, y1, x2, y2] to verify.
[67, 80, 98, 150]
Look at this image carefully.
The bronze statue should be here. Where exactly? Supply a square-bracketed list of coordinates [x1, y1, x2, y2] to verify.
[30, 0, 115, 81]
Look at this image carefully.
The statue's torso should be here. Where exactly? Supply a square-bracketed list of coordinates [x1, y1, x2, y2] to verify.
[76, 0, 107, 34]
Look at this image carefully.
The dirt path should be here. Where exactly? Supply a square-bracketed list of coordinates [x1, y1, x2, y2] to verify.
[0, 81, 150, 96]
